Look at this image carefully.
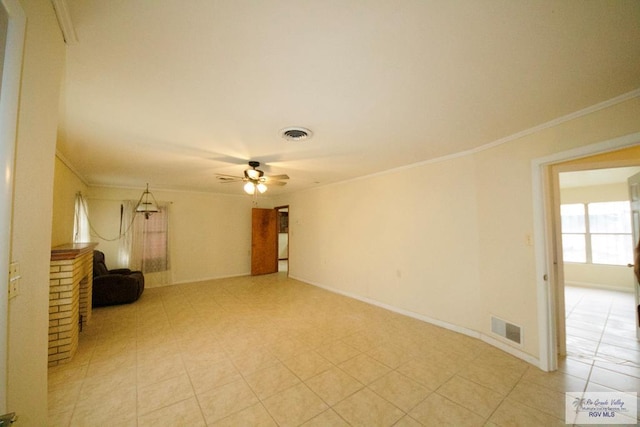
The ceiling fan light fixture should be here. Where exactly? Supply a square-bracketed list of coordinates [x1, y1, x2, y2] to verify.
[246, 169, 262, 180]
[219, 161, 286, 196]
[281, 127, 312, 142]
[244, 181, 256, 194]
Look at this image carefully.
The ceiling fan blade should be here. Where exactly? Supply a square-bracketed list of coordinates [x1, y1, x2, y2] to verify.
[268, 181, 287, 186]
[216, 173, 244, 179]
[216, 174, 244, 184]
[266, 174, 289, 180]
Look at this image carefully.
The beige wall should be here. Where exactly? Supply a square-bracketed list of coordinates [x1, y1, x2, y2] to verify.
[282, 155, 483, 331]
[84, 186, 268, 285]
[561, 182, 629, 203]
[9, 0, 65, 423]
[276, 97, 640, 363]
[561, 183, 635, 291]
[51, 156, 88, 247]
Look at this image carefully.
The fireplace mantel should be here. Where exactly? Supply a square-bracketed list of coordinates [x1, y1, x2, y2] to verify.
[51, 242, 98, 261]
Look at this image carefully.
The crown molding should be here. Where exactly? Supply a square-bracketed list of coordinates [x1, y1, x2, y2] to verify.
[55, 150, 88, 185]
[469, 87, 640, 156]
[51, 0, 77, 44]
[338, 88, 640, 187]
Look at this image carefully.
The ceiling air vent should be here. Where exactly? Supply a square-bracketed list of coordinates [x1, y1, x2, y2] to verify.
[281, 127, 312, 141]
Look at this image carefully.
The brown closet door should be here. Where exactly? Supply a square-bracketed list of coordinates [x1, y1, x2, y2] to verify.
[251, 208, 278, 275]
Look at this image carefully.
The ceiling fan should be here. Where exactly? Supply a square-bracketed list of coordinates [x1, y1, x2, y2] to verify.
[216, 161, 289, 194]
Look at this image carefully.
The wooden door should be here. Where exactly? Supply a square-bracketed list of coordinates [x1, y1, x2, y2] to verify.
[628, 172, 640, 339]
[251, 208, 278, 275]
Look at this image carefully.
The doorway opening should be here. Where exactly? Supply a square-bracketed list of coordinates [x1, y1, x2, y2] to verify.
[534, 136, 640, 371]
[275, 206, 289, 274]
[557, 166, 639, 366]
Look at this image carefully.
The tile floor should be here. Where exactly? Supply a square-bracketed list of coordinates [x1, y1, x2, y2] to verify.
[565, 285, 640, 379]
[48, 277, 640, 426]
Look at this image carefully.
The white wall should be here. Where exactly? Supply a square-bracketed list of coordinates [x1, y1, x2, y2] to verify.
[284, 155, 483, 332]
[277, 96, 640, 364]
[85, 186, 269, 285]
[560, 183, 635, 291]
[9, 0, 65, 423]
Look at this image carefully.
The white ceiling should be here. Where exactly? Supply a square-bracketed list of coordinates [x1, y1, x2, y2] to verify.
[56, 0, 640, 196]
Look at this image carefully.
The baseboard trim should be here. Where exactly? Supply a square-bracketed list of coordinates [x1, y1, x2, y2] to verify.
[169, 272, 250, 287]
[290, 274, 540, 368]
[565, 280, 633, 293]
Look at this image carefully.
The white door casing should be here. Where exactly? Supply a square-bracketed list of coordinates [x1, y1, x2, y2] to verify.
[0, 0, 25, 413]
[533, 132, 640, 372]
[627, 172, 640, 340]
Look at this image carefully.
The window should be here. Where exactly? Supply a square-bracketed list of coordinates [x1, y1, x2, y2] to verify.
[561, 204, 586, 263]
[560, 201, 633, 266]
[119, 200, 171, 287]
[131, 204, 170, 273]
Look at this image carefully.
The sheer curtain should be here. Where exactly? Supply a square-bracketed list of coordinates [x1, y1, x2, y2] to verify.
[73, 192, 90, 243]
[119, 200, 171, 287]
[118, 200, 135, 267]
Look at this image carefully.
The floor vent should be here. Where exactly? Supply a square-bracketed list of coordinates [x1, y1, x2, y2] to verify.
[491, 316, 522, 345]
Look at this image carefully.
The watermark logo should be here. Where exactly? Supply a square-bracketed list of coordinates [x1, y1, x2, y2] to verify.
[566, 392, 637, 425]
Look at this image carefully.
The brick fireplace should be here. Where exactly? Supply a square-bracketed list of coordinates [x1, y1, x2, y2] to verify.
[48, 242, 98, 366]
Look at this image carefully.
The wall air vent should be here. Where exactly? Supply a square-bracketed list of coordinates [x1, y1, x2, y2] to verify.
[281, 127, 312, 141]
[491, 316, 522, 345]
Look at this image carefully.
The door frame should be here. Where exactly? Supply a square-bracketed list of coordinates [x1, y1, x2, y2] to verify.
[0, 0, 25, 412]
[552, 160, 640, 359]
[533, 132, 640, 371]
[627, 172, 640, 340]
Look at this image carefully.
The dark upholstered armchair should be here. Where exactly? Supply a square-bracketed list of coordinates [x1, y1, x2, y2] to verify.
[92, 250, 144, 307]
